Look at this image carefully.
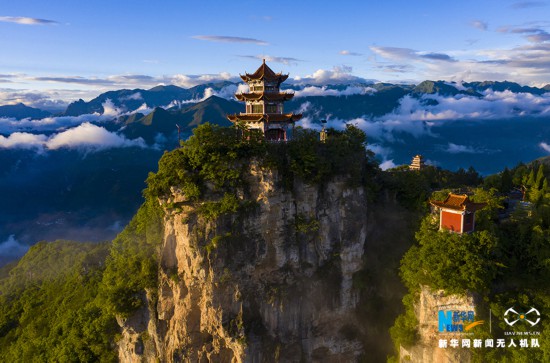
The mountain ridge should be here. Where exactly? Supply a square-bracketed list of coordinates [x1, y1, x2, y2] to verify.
[3, 79, 550, 121]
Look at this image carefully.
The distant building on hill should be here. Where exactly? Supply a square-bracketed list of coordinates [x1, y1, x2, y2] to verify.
[409, 154, 426, 170]
[430, 193, 487, 234]
[227, 60, 302, 141]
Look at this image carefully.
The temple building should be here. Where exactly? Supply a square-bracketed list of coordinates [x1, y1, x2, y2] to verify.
[227, 60, 302, 141]
[430, 193, 487, 234]
[409, 154, 426, 171]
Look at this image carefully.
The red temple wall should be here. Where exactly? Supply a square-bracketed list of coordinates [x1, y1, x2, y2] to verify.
[441, 211, 463, 232]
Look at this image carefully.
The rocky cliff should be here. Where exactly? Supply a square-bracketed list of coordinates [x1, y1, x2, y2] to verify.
[117, 162, 369, 362]
[399, 286, 475, 363]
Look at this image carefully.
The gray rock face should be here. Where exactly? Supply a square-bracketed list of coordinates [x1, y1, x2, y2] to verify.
[118, 164, 369, 362]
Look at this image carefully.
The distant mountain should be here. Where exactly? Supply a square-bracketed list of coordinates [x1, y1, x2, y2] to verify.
[465, 81, 548, 95]
[118, 96, 238, 144]
[62, 81, 237, 117]
[2, 78, 550, 266]
[285, 83, 411, 119]
[0, 103, 51, 120]
[413, 81, 482, 97]
[177, 94, 241, 127]
[4, 80, 549, 122]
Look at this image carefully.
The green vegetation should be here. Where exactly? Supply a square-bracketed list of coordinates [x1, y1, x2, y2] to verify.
[0, 241, 118, 362]
[99, 197, 163, 317]
[0, 123, 378, 361]
[391, 162, 550, 362]
[0, 164, 165, 360]
[294, 213, 320, 234]
[384, 165, 482, 211]
[4, 121, 549, 362]
[146, 122, 378, 200]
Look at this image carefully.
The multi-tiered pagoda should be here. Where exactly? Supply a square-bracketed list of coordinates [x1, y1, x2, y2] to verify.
[409, 154, 426, 171]
[227, 60, 302, 141]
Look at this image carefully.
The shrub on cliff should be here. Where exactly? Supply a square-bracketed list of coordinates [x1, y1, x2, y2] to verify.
[400, 217, 499, 294]
[146, 122, 377, 201]
[99, 197, 164, 317]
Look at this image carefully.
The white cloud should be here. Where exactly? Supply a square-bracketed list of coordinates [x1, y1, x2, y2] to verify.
[120, 92, 143, 101]
[378, 91, 550, 125]
[471, 20, 488, 31]
[0, 123, 146, 151]
[101, 99, 123, 117]
[370, 39, 550, 85]
[297, 101, 312, 114]
[339, 50, 362, 56]
[0, 235, 28, 259]
[379, 160, 397, 170]
[371, 46, 418, 61]
[171, 72, 235, 88]
[366, 143, 393, 159]
[445, 143, 480, 154]
[3, 72, 241, 95]
[540, 142, 550, 152]
[294, 85, 376, 98]
[46, 123, 146, 150]
[170, 84, 241, 106]
[212, 84, 239, 99]
[0, 132, 47, 149]
[292, 86, 550, 144]
[293, 66, 373, 85]
[0, 113, 103, 133]
[0, 88, 70, 112]
[191, 35, 268, 45]
[0, 16, 58, 25]
[444, 81, 468, 91]
[239, 54, 302, 65]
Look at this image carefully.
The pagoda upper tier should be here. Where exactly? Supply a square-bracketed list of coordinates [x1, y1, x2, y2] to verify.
[240, 60, 289, 85]
[227, 60, 301, 141]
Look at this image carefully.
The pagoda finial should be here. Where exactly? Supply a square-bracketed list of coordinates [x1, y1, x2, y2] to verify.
[263, 58, 266, 64]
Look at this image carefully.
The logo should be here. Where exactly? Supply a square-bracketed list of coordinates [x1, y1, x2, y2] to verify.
[438, 310, 484, 332]
[504, 307, 540, 327]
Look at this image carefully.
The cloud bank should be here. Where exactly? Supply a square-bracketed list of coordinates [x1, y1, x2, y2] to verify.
[0, 123, 146, 151]
[294, 85, 376, 98]
[0, 99, 128, 133]
[0, 88, 70, 112]
[293, 66, 375, 85]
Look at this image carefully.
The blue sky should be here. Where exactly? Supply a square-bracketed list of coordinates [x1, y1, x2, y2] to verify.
[1, 0, 550, 105]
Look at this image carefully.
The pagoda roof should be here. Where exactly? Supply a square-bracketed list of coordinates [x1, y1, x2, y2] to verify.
[240, 60, 289, 83]
[430, 193, 487, 212]
[227, 113, 302, 123]
[235, 92, 294, 102]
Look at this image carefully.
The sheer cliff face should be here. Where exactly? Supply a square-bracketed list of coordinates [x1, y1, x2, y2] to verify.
[119, 164, 368, 362]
